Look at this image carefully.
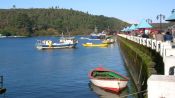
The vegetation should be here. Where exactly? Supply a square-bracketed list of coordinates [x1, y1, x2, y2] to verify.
[0, 8, 129, 36]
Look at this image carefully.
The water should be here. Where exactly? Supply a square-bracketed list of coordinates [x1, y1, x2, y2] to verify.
[0, 36, 136, 98]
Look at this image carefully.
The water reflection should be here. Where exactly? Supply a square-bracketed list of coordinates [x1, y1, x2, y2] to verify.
[88, 82, 129, 98]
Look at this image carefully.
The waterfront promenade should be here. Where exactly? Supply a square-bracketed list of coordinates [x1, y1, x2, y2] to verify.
[118, 34, 175, 98]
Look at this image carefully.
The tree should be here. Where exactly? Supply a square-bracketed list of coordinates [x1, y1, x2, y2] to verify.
[0, 8, 129, 36]
[15, 13, 34, 36]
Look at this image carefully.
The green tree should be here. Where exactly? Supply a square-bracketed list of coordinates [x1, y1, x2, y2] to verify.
[15, 13, 33, 36]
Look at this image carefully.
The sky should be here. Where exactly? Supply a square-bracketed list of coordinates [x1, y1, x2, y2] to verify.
[0, 0, 175, 24]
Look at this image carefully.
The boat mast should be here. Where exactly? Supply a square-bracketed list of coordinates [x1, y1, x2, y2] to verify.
[66, 27, 70, 37]
[61, 32, 64, 37]
[94, 25, 98, 34]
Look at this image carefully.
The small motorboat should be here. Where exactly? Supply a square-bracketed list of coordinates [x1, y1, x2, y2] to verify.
[88, 67, 128, 93]
[102, 39, 115, 44]
[82, 43, 108, 47]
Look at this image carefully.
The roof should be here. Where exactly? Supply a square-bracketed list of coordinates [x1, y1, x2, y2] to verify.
[166, 13, 175, 21]
[129, 24, 137, 31]
[125, 26, 130, 31]
[137, 19, 152, 28]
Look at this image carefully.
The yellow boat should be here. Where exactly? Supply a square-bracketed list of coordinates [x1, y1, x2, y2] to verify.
[82, 43, 108, 47]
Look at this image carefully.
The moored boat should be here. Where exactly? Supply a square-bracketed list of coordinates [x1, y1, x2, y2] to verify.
[90, 32, 106, 40]
[0, 34, 6, 38]
[36, 37, 78, 50]
[88, 67, 128, 93]
[102, 39, 115, 44]
[89, 83, 121, 97]
[102, 36, 116, 44]
[82, 43, 108, 47]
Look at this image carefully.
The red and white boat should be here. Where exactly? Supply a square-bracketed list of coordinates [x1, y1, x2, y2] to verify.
[88, 67, 128, 93]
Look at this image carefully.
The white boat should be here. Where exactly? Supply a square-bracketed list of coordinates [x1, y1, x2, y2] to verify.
[0, 36, 6, 38]
[0, 34, 6, 38]
[102, 39, 115, 44]
[90, 26, 106, 39]
[36, 37, 78, 50]
[90, 33, 106, 39]
[88, 67, 128, 93]
[90, 83, 121, 97]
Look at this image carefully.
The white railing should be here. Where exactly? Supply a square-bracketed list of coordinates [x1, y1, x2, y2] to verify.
[118, 34, 175, 98]
[117, 34, 174, 75]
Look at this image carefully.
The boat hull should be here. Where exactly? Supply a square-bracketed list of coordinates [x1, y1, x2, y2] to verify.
[82, 43, 108, 47]
[102, 39, 115, 44]
[90, 36, 100, 39]
[90, 78, 127, 92]
[88, 67, 128, 93]
[36, 43, 77, 50]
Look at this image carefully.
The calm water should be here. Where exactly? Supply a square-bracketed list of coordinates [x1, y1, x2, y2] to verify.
[0, 36, 136, 98]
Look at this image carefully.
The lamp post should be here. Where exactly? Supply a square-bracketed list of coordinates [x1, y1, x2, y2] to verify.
[156, 14, 165, 31]
[146, 19, 152, 24]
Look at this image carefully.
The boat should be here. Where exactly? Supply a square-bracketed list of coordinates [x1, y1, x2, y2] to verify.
[36, 37, 78, 50]
[90, 33, 101, 39]
[102, 39, 115, 44]
[90, 32, 106, 40]
[82, 43, 108, 47]
[88, 67, 128, 93]
[90, 26, 106, 39]
[89, 83, 128, 97]
[102, 36, 116, 44]
[0, 34, 6, 38]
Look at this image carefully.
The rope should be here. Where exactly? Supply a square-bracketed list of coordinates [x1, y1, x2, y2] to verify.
[120, 90, 147, 98]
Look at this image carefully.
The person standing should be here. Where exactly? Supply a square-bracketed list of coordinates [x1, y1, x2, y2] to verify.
[155, 31, 164, 42]
[164, 31, 173, 42]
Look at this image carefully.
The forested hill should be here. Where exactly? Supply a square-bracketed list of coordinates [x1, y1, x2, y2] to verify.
[0, 8, 129, 36]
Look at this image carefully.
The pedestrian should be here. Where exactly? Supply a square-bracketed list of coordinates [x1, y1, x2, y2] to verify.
[142, 33, 149, 38]
[164, 31, 173, 42]
[155, 31, 164, 42]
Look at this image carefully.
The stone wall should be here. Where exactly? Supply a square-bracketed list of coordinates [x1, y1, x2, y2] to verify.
[117, 36, 164, 98]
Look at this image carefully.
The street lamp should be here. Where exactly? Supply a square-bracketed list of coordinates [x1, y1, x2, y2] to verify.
[146, 19, 152, 24]
[156, 14, 165, 31]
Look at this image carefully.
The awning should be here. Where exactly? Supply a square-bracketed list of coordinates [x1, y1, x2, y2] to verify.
[137, 19, 152, 28]
[129, 24, 137, 31]
[166, 13, 175, 21]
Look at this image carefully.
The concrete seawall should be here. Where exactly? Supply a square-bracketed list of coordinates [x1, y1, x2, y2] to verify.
[117, 35, 164, 98]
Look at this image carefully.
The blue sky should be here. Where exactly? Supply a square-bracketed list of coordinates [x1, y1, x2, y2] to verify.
[1, 0, 174, 24]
